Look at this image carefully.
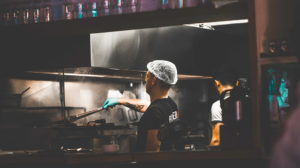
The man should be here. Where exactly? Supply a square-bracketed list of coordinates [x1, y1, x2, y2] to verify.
[210, 65, 239, 146]
[102, 60, 179, 152]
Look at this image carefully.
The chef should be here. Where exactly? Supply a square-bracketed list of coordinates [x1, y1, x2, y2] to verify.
[210, 65, 239, 146]
[102, 60, 179, 152]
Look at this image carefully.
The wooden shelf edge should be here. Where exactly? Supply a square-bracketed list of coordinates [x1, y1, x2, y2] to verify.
[259, 56, 299, 65]
[133, 149, 259, 161]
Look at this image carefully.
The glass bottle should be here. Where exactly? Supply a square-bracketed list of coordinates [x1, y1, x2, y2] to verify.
[267, 68, 280, 123]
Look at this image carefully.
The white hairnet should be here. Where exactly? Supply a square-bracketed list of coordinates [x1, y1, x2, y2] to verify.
[147, 60, 178, 85]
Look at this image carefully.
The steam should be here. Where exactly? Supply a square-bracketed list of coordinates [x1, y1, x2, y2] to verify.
[79, 90, 93, 109]
[137, 81, 150, 101]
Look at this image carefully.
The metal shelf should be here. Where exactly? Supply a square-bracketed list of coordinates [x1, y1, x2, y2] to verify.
[25, 67, 212, 81]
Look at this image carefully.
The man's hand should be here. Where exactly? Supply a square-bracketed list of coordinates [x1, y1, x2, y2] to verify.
[103, 98, 119, 109]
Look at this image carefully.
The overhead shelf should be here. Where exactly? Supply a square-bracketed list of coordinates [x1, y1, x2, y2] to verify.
[0, 0, 248, 36]
[24, 67, 212, 81]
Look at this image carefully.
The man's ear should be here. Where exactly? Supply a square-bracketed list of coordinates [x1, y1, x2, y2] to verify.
[214, 80, 221, 87]
[235, 80, 239, 87]
[152, 76, 157, 85]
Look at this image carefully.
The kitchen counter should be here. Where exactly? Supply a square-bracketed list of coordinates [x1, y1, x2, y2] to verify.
[0, 149, 265, 168]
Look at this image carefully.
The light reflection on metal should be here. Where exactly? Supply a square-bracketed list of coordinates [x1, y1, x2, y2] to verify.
[131, 0, 137, 5]
[117, 0, 123, 14]
[13, 10, 19, 24]
[34, 9, 39, 23]
[131, 0, 137, 12]
[105, 9, 109, 16]
[184, 19, 248, 29]
[162, 0, 168, 9]
[3, 12, 10, 24]
[92, 2, 97, 17]
[44, 7, 51, 22]
[118, 7, 122, 14]
[78, 3, 83, 19]
[92, 2, 97, 10]
[23, 9, 30, 24]
[117, 0, 122, 7]
[199, 24, 215, 30]
[203, 19, 248, 26]
[212, 0, 239, 8]
[26, 70, 212, 80]
[179, 0, 183, 8]
[64, 4, 72, 20]
[78, 3, 83, 10]
[104, 0, 109, 8]
[104, 0, 109, 16]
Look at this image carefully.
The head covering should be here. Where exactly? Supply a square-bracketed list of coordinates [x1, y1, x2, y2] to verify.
[147, 60, 178, 85]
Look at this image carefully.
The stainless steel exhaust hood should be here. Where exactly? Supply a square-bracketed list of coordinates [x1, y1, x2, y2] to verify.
[90, 25, 215, 76]
[90, 23, 249, 77]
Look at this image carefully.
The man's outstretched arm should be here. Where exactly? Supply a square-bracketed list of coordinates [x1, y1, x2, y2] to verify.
[103, 98, 150, 112]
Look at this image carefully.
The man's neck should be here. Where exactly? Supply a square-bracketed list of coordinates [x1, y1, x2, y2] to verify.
[149, 88, 169, 103]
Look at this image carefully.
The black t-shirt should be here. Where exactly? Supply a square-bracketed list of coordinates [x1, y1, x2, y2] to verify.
[136, 97, 178, 152]
[220, 88, 250, 127]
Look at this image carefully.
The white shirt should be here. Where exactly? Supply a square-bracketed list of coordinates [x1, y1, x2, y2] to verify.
[211, 100, 222, 122]
[211, 93, 230, 122]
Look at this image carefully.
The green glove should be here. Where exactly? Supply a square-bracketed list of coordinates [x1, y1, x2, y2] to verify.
[103, 98, 119, 109]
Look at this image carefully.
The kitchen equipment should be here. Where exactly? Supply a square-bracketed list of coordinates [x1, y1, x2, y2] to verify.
[52, 107, 105, 127]
[103, 144, 119, 153]
[49, 122, 136, 153]
[1, 87, 30, 107]
[68, 107, 104, 122]
[61, 147, 92, 153]
[103, 136, 119, 153]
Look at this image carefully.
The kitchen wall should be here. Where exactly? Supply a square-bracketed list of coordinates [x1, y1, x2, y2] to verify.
[0, 76, 214, 128]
